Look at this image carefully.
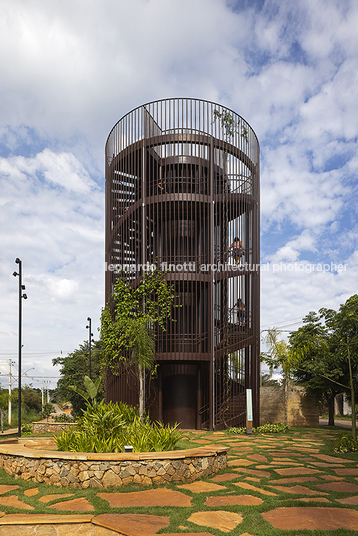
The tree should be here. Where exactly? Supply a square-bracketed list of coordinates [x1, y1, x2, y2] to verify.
[52, 340, 104, 416]
[42, 402, 55, 422]
[101, 269, 177, 420]
[260, 328, 296, 424]
[289, 312, 343, 426]
[287, 296, 358, 436]
[22, 385, 42, 412]
[321, 295, 358, 439]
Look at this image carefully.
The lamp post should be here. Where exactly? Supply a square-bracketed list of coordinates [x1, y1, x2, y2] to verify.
[86, 317, 93, 379]
[13, 258, 27, 438]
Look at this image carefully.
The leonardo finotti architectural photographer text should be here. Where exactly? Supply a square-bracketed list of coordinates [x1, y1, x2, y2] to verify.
[106, 261, 348, 274]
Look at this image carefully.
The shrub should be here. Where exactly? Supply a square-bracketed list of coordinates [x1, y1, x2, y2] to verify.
[54, 413, 74, 423]
[226, 426, 246, 435]
[334, 435, 358, 453]
[226, 422, 289, 435]
[255, 422, 289, 434]
[21, 423, 32, 435]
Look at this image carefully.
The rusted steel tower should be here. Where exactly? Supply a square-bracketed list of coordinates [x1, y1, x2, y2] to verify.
[105, 98, 260, 429]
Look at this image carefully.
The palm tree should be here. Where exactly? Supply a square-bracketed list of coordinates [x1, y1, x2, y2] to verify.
[261, 328, 293, 424]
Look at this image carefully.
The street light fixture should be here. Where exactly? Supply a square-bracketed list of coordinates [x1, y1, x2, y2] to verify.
[86, 317, 94, 379]
[13, 258, 27, 437]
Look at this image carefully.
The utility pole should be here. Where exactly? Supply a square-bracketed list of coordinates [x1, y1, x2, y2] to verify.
[86, 317, 93, 379]
[8, 359, 12, 426]
[13, 258, 27, 438]
[42, 380, 44, 407]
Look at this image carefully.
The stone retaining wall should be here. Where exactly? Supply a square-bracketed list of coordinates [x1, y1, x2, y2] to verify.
[0, 439, 228, 489]
[32, 421, 76, 434]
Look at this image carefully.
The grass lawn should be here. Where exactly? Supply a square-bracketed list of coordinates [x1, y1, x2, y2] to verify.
[0, 425, 357, 535]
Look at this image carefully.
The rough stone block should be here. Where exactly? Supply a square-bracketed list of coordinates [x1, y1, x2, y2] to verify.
[102, 470, 122, 488]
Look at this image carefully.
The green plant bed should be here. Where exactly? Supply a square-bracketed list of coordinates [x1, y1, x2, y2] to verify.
[226, 421, 289, 435]
[55, 401, 182, 453]
[334, 434, 358, 453]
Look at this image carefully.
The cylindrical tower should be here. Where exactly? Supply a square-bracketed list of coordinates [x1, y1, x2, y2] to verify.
[105, 98, 260, 429]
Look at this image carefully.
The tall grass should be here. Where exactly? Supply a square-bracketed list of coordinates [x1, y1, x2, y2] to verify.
[2, 408, 43, 430]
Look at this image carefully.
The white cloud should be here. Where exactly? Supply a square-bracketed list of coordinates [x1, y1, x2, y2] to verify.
[0, 0, 357, 387]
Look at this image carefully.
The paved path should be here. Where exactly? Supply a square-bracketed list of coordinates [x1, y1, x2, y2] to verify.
[0, 428, 18, 437]
[0, 427, 357, 534]
[319, 416, 357, 429]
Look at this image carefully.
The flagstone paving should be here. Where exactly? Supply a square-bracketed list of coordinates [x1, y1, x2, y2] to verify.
[334, 467, 358, 475]
[262, 506, 358, 530]
[177, 481, 225, 493]
[97, 489, 192, 507]
[268, 484, 328, 495]
[49, 497, 94, 511]
[93, 513, 170, 535]
[204, 495, 263, 506]
[188, 510, 243, 532]
[315, 481, 358, 492]
[210, 472, 240, 482]
[233, 482, 277, 496]
[0, 427, 357, 534]
[39, 493, 74, 503]
[0, 496, 35, 510]
[23, 488, 39, 497]
[0, 486, 19, 495]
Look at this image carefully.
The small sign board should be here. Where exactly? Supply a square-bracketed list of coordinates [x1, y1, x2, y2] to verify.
[246, 389, 253, 435]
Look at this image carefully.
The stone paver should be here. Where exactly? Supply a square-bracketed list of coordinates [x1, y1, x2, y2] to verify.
[286, 447, 320, 453]
[98, 489, 192, 507]
[23, 488, 39, 497]
[333, 467, 358, 475]
[178, 482, 226, 493]
[262, 507, 358, 530]
[320, 474, 343, 480]
[247, 454, 268, 462]
[271, 457, 297, 462]
[0, 513, 93, 524]
[315, 481, 358, 493]
[233, 467, 271, 477]
[227, 459, 255, 467]
[268, 476, 319, 484]
[188, 511, 243, 532]
[309, 462, 344, 467]
[268, 485, 328, 495]
[210, 473, 240, 482]
[49, 498, 94, 511]
[93, 513, 170, 535]
[336, 495, 358, 505]
[313, 453, 355, 463]
[233, 482, 277, 496]
[258, 461, 301, 466]
[0, 496, 35, 510]
[39, 494, 74, 503]
[205, 495, 263, 506]
[274, 467, 320, 476]
[0, 486, 19, 495]
[291, 497, 330, 503]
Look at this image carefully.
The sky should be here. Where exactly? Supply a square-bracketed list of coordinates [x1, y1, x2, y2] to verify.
[0, 0, 357, 390]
